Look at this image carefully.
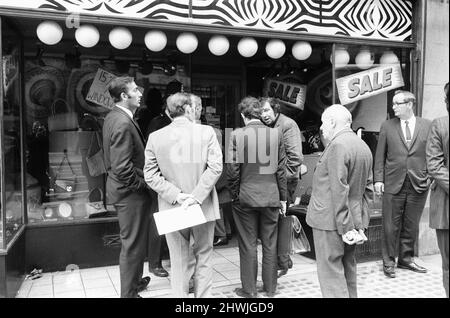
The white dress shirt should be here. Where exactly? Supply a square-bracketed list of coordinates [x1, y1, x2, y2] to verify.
[400, 115, 416, 142]
[115, 104, 134, 120]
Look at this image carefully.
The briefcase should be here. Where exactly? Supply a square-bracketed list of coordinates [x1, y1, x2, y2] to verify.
[277, 214, 311, 255]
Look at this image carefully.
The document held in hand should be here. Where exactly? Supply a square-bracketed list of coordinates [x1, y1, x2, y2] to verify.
[153, 204, 207, 235]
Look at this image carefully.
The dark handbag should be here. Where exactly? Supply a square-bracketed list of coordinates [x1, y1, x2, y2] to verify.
[85, 187, 108, 218]
[291, 215, 311, 254]
[277, 214, 311, 256]
[51, 150, 77, 193]
[47, 98, 79, 132]
[86, 131, 106, 177]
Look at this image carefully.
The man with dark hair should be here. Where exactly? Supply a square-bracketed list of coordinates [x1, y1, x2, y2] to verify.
[426, 82, 449, 297]
[103, 76, 151, 298]
[375, 90, 432, 279]
[227, 96, 287, 298]
[144, 92, 222, 298]
[260, 97, 304, 277]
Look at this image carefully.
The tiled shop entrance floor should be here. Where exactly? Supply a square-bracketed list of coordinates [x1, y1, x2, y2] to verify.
[17, 246, 446, 298]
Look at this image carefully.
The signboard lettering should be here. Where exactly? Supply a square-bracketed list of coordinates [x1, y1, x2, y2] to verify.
[86, 68, 116, 109]
[263, 78, 307, 110]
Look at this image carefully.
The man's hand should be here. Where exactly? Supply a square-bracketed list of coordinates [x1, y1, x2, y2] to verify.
[181, 197, 198, 210]
[280, 201, 287, 216]
[176, 193, 194, 205]
[374, 182, 384, 196]
[342, 230, 358, 245]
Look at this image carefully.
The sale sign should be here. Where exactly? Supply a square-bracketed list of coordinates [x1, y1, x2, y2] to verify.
[336, 63, 404, 105]
[86, 68, 116, 109]
[263, 78, 307, 110]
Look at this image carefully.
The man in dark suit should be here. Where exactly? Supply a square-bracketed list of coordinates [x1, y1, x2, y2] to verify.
[306, 104, 373, 298]
[374, 90, 432, 278]
[227, 96, 287, 298]
[426, 82, 449, 297]
[103, 76, 151, 298]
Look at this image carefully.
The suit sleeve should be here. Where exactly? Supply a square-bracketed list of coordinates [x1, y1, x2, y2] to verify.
[283, 121, 303, 179]
[276, 132, 288, 201]
[362, 164, 375, 229]
[226, 131, 240, 200]
[144, 134, 181, 204]
[327, 143, 354, 234]
[191, 127, 223, 204]
[109, 121, 148, 192]
[374, 121, 387, 183]
[426, 119, 449, 194]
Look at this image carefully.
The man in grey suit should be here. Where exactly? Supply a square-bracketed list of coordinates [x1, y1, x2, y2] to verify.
[144, 92, 222, 298]
[103, 77, 151, 298]
[306, 104, 373, 298]
[227, 96, 287, 298]
[374, 90, 432, 278]
[426, 82, 449, 297]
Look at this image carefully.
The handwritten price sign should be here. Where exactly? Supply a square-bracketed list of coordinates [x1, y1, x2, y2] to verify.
[86, 68, 116, 109]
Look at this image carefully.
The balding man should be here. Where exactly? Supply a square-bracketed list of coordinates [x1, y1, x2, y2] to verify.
[374, 90, 432, 279]
[306, 104, 374, 298]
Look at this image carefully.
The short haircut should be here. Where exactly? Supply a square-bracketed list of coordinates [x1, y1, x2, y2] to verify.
[259, 97, 281, 114]
[322, 104, 352, 125]
[166, 92, 191, 118]
[394, 90, 416, 103]
[108, 76, 134, 103]
[238, 96, 262, 120]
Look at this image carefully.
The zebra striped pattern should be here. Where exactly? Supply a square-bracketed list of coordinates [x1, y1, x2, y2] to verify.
[0, 0, 412, 41]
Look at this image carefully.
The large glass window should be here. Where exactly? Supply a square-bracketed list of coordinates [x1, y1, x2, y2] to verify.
[1, 20, 23, 246]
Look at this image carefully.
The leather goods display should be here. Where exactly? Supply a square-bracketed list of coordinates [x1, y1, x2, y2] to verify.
[47, 98, 79, 132]
[277, 214, 311, 256]
[86, 131, 106, 177]
[85, 187, 108, 218]
[50, 150, 77, 194]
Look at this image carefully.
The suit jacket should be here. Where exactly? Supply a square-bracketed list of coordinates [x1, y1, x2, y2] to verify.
[146, 110, 172, 137]
[144, 117, 223, 222]
[227, 121, 287, 208]
[426, 116, 449, 229]
[374, 117, 432, 194]
[306, 128, 373, 234]
[272, 113, 303, 179]
[102, 106, 149, 204]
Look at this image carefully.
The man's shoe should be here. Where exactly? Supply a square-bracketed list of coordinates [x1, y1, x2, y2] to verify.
[257, 287, 278, 298]
[234, 288, 257, 298]
[137, 276, 151, 292]
[277, 269, 288, 278]
[397, 261, 427, 273]
[213, 237, 228, 247]
[149, 266, 169, 277]
[383, 265, 396, 278]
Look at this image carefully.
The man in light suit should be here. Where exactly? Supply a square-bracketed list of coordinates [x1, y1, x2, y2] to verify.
[374, 90, 432, 278]
[103, 77, 151, 298]
[426, 82, 449, 297]
[144, 92, 222, 298]
[306, 104, 373, 298]
[227, 96, 287, 298]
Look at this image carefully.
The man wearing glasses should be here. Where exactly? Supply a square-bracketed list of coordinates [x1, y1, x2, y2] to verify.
[374, 90, 432, 279]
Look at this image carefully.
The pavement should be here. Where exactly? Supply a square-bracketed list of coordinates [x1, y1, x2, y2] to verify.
[16, 239, 447, 298]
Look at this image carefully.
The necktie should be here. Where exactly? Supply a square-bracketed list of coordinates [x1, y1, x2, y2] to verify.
[405, 120, 412, 146]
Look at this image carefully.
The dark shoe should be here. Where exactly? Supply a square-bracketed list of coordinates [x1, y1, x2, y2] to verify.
[135, 294, 142, 298]
[277, 269, 288, 278]
[149, 266, 169, 277]
[137, 276, 151, 292]
[287, 258, 293, 269]
[257, 287, 277, 298]
[397, 261, 427, 273]
[226, 234, 232, 240]
[234, 288, 257, 298]
[383, 265, 396, 278]
[213, 237, 228, 247]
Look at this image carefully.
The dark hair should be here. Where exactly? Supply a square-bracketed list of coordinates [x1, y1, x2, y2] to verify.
[238, 96, 262, 120]
[108, 76, 134, 103]
[166, 92, 191, 118]
[259, 97, 281, 114]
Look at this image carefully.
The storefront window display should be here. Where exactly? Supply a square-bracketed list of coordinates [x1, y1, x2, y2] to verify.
[1, 20, 23, 246]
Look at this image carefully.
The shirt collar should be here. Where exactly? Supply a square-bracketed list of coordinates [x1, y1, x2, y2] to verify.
[116, 105, 134, 119]
[165, 108, 174, 121]
[401, 115, 416, 125]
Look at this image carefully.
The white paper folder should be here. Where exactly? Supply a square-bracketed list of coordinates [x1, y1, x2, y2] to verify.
[153, 204, 207, 235]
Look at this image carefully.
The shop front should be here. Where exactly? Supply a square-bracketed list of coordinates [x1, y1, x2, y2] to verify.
[0, 0, 420, 297]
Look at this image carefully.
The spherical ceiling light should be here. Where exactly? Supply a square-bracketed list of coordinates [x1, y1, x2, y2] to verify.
[208, 35, 230, 56]
[144, 30, 167, 52]
[265, 39, 286, 59]
[36, 21, 63, 45]
[237, 37, 258, 58]
[380, 50, 399, 65]
[109, 27, 132, 50]
[331, 47, 350, 68]
[292, 41, 312, 60]
[355, 48, 374, 69]
[176, 32, 198, 54]
[75, 24, 100, 48]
